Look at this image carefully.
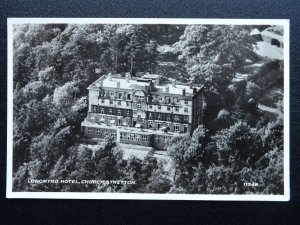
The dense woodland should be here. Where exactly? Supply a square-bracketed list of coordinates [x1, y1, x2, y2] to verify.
[12, 24, 284, 194]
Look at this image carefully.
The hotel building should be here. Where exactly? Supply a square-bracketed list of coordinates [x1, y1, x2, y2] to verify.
[81, 73, 204, 149]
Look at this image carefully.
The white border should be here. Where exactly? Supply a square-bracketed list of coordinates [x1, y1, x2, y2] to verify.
[7, 18, 290, 201]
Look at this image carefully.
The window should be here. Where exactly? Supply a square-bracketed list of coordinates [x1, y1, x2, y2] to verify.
[184, 100, 189, 105]
[130, 134, 135, 141]
[118, 101, 121, 106]
[110, 100, 113, 105]
[149, 113, 152, 119]
[175, 107, 179, 112]
[101, 99, 105, 104]
[148, 120, 153, 128]
[127, 94, 131, 100]
[96, 129, 101, 136]
[121, 133, 126, 140]
[111, 130, 117, 138]
[92, 105, 97, 113]
[167, 116, 170, 121]
[167, 106, 171, 111]
[174, 124, 179, 132]
[157, 114, 161, 120]
[174, 115, 179, 122]
[126, 110, 130, 116]
[126, 102, 130, 107]
[158, 106, 161, 110]
[137, 115, 141, 119]
[155, 137, 160, 143]
[142, 135, 148, 142]
[184, 108, 188, 113]
[100, 108, 104, 114]
[109, 109, 113, 114]
[110, 92, 114, 96]
[184, 125, 188, 133]
[137, 104, 141, 110]
[167, 98, 171, 104]
[117, 109, 121, 116]
[88, 128, 93, 135]
[118, 93, 122, 99]
[149, 105, 153, 109]
[135, 135, 140, 142]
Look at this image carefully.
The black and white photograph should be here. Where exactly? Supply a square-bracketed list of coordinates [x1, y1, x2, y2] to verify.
[7, 18, 289, 200]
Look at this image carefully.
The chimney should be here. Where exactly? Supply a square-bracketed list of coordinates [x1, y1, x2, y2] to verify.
[126, 73, 130, 83]
[165, 86, 169, 93]
[117, 81, 120, 88]
[155, 78, 160, 86]
[182, 88, 186, 96]
[172, 79, 176, 88]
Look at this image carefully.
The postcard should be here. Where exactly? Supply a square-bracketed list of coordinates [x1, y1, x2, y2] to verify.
[7, 18, 289, 200]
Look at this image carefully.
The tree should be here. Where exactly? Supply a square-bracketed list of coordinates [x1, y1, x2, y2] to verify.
[214, 121, 265, 167]
[168, 126, 209, 193]
[174, 25, 258, 131]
